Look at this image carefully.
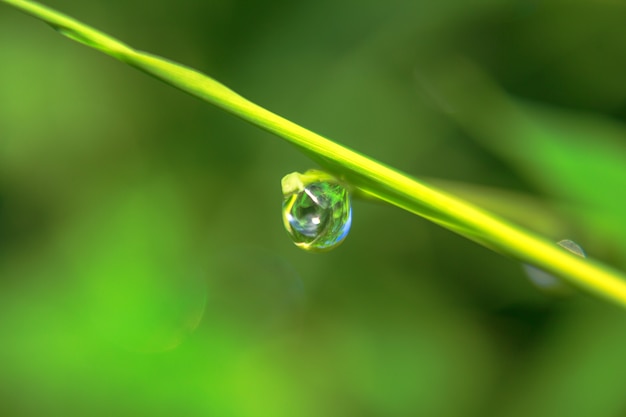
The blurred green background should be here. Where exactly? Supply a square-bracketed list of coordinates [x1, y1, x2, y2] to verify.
[1, 0, 626, 416]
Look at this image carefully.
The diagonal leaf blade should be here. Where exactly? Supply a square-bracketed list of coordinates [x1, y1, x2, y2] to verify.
[3, 0, 626, 307]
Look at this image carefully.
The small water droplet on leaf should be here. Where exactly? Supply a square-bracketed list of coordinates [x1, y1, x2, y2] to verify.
[556, 239, 586, 257]
[523, 239, 586, 293]
[282, 170, 352, 252]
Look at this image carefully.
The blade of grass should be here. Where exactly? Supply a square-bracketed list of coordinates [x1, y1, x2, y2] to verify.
[3, 0, 626, 307]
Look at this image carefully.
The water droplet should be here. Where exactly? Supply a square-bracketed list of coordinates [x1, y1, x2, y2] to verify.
[556, 239, 586, 257]
[282, 170, 352, 252]
[524, 239, 586, 292]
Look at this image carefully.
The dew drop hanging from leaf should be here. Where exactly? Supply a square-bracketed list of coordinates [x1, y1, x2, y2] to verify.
[281, 170, 352, 252]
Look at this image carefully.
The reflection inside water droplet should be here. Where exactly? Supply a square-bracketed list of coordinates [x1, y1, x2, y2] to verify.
[282, 172, 352, 252]
[523, 239, 586, 293]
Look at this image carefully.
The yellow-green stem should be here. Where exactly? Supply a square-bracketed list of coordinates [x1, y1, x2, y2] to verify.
[3, 0, 626, 307]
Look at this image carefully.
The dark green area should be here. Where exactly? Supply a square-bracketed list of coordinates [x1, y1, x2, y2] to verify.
[1, 0, 625, 416]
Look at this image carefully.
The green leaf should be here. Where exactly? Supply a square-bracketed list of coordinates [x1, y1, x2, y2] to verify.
[3, 0, 626, 307]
